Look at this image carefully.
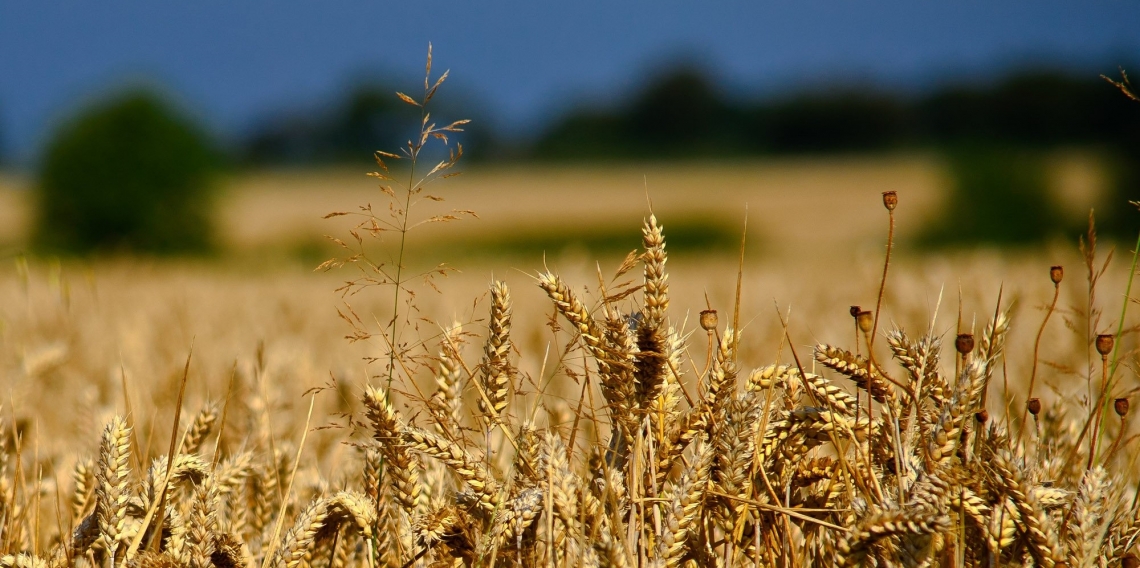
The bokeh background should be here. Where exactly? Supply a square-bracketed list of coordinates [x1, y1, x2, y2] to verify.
[3, 2, 1140, 257]
[1, 3, 1140, 435]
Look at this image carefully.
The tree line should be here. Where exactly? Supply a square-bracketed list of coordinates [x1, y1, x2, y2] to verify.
[7, 63, 1139, 254]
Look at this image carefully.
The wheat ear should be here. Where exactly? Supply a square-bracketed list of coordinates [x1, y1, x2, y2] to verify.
[478, 281, 513, 423]
[362, 387, 424, 514]
[180, 405, 218, 457]
[270, 492, 376, 568]
[657, 434, 714, 567]
[402, 426, 501, 513]
[70, 458, 95, 524]
[96, 416, 133, 559]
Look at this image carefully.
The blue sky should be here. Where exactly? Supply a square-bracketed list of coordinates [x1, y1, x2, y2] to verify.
[3, 2, 1139, 161]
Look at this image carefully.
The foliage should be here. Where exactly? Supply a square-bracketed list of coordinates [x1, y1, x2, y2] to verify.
[33, 89, 220, 254]
[920, 144, 1065, 246]
[243, 81, 496, 165]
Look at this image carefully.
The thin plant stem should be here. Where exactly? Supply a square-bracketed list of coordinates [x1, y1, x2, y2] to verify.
[732, 207, 747, 359]
[1021, 281, 1060, 441]
[1110, 228, 1140, 380]
[1094, 227, 1140, 446]
[385, 103, 426, 398]
[1090, 353, 1111, 469]
[866, 199, 895, 489]
[868, 208, 894, 356]
[1105, 415, 1130, 468]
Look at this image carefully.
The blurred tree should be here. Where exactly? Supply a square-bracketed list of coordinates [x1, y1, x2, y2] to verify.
[34, 89, 219, 254]
[917, 71, 1140, 148]
[244, 112, 327, 165]
[327, 86, 405, 160]
[244, 81, 494, 165]
[1100, 147, 1140, 236]
[920, 145, 1063, 246]
[531, 109, 627, 159]
[1091, 71, 1140, 240]
[529, 64, 1140, 247]
[626, 68, 740, 154]
[757, 91, 914, 153]
[533, 67, 748, 159]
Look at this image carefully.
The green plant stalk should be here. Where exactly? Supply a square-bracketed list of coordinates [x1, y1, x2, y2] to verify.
[1110, 229, 1140, 379]
[1095, 227, 1140, 453]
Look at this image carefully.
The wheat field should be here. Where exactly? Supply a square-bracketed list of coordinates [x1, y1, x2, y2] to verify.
[0, 73, 1137, 566]
[0, 181, 1137, 567]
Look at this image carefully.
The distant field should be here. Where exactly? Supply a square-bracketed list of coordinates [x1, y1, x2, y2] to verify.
[0, 153, 1106, 263]
[221, 156, 946, 258]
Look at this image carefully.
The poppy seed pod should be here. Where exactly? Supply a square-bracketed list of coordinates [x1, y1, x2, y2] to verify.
[699, 309, 718, 332]
[882, 191, 897, 211]
[1116, 397, 1130, 418]
[849, 305, 861, 318]
[1050, 265, 1063, 285]
[975, 409, 989, 424]
[1027, 398, 1042, 416]
[956, 333, 975, 355]
[856, 311, 874, 334]
[1097, 334, 1115, 356]
[1122, 554, 1139, 568]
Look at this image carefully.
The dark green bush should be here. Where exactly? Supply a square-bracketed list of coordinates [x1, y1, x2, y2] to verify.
[920, 145, 1065, 247]
[1097, 147, 1140, 241]
[33, 89, 219, 254]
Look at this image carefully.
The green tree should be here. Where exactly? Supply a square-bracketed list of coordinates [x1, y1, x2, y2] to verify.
[34, 89, 219, 254]
[921, 145, 1063, 246]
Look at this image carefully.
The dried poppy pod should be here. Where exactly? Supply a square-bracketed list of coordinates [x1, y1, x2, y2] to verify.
[975, 409, 989, 424]
[956, 333, 975, 355]
[1097, 334, 1115, 356]
[699, 309, 718, 332]
[856, 311, 874, 334]
[849, 305, 861, 318]
[882, 191, 898, 211]
[1122, 554, 1139, 568]
[1027, 398, 1042, 416]
[1050, 265, 1063, 285]
[1116, 397, 1130, 418]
